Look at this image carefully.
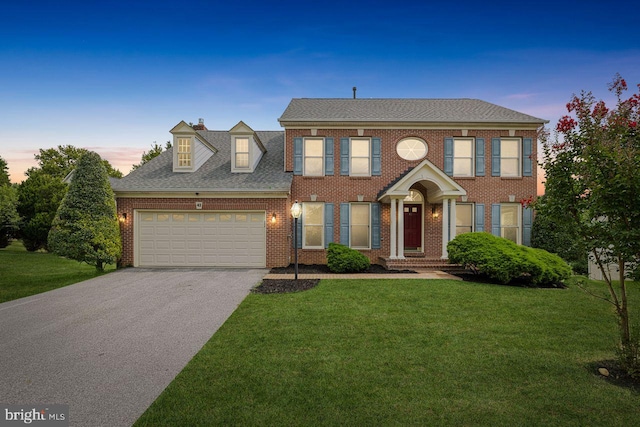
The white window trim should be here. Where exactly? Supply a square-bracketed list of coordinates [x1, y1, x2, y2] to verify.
[350, 203, 371, 250]
[453, 137, 474, 177]
[174, 136, 194, 171]
[303, 137, 324, 176]
[500, 138, 521, 177]
[350, 137, 371, 177]
[455, 203, 474, 236]
[500, 203, 522, 244]
[302, 202, 324, 249]
[233, 136, 251, 172]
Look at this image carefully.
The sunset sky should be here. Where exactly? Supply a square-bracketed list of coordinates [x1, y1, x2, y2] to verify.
[1, 0, 638, 195]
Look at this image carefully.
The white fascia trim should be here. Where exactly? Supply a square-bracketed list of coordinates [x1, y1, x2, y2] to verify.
[279, 121, 546, 130]
[114, 190, 290, 199]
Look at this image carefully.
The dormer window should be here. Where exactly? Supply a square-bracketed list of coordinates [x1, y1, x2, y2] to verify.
[234, 137, 250, 169]
[177, 137, 192, 168]
[229, 121, 266, 173]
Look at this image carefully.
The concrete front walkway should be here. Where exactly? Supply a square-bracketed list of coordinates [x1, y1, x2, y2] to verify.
[263, 269, 461, 280]
[0, 268, 266, 427]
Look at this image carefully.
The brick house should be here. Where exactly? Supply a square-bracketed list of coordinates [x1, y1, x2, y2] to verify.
[113, 98, 546, 269]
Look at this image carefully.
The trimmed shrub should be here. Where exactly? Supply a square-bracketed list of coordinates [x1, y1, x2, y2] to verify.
[447, 232, 571, 286]
[327, 242, 370, 273]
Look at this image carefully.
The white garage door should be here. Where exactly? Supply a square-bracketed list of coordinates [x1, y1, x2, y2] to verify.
[136, 211, 266, 267]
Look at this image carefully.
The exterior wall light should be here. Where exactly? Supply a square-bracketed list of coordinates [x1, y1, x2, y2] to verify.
[119, 213, 127, 223]
[271, 213, 277, 224]
[432, 206, 439, 219]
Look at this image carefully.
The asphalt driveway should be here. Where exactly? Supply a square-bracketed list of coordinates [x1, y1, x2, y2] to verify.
[0, 268, 266, 426]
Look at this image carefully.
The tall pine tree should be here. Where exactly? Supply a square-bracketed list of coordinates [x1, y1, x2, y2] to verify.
[48, 151, 121, 271]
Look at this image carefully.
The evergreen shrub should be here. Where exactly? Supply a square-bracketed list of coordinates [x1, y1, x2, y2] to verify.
[327, 242, 370, 273]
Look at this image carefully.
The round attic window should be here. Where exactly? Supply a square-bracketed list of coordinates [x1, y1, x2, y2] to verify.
[396, 138, 427, 161]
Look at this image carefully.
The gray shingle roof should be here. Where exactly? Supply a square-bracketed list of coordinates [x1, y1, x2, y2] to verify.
[278, 98, 547, 124]
[112, 131, 291, 193]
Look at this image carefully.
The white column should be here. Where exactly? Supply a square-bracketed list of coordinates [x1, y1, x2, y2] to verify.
[397, 198, 405, 259]
[450, 198, 457, 243]
[390, 198, 397, 259]
[441, 199, 449, 259]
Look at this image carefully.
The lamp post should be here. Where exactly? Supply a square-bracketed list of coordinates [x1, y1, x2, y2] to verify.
[290, 200, 302, 280]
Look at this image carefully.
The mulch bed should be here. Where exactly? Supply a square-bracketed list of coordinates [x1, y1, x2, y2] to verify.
[589, 360, 640, 392]
[252, 278, 320, 294]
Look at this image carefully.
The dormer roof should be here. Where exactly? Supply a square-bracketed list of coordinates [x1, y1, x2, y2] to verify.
[170, 120, 218, 153]
[229, 121, 267, 154]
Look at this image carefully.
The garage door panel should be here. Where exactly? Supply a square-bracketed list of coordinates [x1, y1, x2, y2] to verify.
[136, 211, 265, 267]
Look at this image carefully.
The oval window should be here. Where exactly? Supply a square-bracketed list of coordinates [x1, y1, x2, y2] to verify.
[396, 138, 427, 160]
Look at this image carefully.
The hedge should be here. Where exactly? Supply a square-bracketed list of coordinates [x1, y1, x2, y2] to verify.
[447, 232, 571, 286]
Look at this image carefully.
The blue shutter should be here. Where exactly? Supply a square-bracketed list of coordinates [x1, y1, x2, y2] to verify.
[475, 138, 485, 176]
[324, 203, 334, 248]
[293, 137, 303, 175]
[371, 203, 381, 249]
[371, 137, 381, 176]
[491, 138, 501, 176]
[444, 138, 454, 176]
[522, 207, 533, 246]
[340, 203, 350, 245]
[294, 210, 303, 249]
[340, 138, 350, 175]
[522, 137, 533, 177]
[475, 203, 485, 232]
[324, 137, 334, 176]
[491, 204, 501, 236]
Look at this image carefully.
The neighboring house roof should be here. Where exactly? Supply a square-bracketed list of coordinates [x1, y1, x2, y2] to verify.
[112, 130, 291, 194]
[279, 98, 548, 125]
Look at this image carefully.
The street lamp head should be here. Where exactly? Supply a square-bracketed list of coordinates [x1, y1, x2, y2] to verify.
[291, 200, 302, 219]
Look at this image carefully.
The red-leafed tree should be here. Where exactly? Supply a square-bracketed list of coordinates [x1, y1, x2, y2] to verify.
[539, 74, 640, 377]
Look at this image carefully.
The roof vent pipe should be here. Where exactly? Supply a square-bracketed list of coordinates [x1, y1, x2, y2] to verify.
[353, 86, 357, 99]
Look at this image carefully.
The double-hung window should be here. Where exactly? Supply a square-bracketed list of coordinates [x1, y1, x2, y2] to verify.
[303, 203, 324, 249]
[500, 138, 521, 177]
[234, 137, 249, 169]
[453, 138, 474, 177]
[455, 203, 474, 236]
[350, 138, 371, 176]
[500, 203, 521, 244]
[350, 203, 371, 249]
[177, 137, 192, 168]
[444, 137, 484, 177]
[304, 138, 324, 176]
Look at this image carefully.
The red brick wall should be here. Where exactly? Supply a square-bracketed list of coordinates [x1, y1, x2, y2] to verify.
[115, 197, 292, 268]
[286, 128, 538, 264]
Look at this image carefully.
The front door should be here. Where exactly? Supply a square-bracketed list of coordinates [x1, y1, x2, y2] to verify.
[404, 205, 422, 250]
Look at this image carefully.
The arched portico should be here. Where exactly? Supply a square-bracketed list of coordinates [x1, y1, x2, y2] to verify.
[378, 159, 466, 259]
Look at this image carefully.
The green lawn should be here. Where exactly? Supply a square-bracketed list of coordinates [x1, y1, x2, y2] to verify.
[136, 278, 640, 426]
[0, 240, 115, 303]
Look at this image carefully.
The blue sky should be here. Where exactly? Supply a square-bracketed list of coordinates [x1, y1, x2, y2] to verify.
[1, 0, 638, 186]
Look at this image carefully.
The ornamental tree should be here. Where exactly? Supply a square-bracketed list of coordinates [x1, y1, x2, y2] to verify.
[48, 151, 121, 271]
[539, 74, 640, 376]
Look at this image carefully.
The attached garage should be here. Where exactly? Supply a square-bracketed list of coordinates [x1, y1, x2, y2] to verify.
[135, 211, 266, 267]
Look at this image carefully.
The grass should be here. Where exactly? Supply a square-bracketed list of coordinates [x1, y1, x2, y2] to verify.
[0, 240, 115, 303]
[135, 278, 640, 426]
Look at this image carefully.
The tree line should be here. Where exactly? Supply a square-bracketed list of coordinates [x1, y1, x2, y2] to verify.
[0, 142, 170, 268]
